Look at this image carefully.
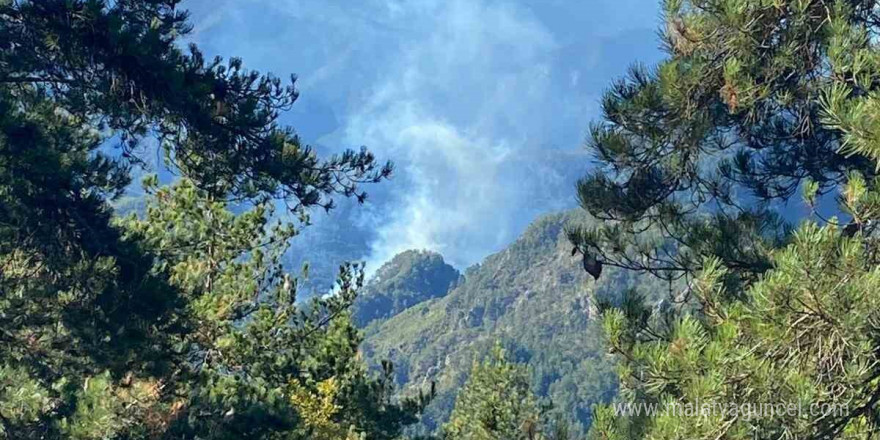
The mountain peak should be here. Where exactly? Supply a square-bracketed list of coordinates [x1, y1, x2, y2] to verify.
[371, 249, 454, 286]
[360, 210, 656, 431]
[353, 250, 460, 327]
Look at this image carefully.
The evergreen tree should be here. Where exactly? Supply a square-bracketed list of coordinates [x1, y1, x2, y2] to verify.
[567, 0, 879, 287]
[576, 0, 880, 438]
[590, 176, 880, 439]
[442, 344, 570, 440]
[116, 178, 428, 439]
[0, 1, 406, 438]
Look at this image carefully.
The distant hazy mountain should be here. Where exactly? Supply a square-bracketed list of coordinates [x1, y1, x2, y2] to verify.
[360, 211, 664, 434]
[280, 200, 375, 298]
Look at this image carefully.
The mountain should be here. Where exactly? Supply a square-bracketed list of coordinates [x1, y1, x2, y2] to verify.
[352, 250, 460, 327]
[281, 200, 375, 298]
[360, 211, 664, 434]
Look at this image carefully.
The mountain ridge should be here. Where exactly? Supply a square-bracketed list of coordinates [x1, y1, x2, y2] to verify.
[359, 210, 662, 433]
[352, 250, 460, 327]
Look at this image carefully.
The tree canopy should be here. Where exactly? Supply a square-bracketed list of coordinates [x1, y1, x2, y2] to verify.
[569, 0, 880, 287]
[0, 1, 421, 438]
[442, 344, 569, 440]
[580, 1, 880, 438]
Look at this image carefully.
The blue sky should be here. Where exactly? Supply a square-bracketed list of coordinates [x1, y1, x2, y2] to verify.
[181, 0, 663, 276]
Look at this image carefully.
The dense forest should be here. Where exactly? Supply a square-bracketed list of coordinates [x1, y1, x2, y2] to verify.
[358, 212, 657, 436]
[4, 0, 880, 439]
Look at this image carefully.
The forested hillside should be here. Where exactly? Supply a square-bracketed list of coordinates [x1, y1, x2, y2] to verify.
[352, 250, 460, 327]
[361, 211, 666, 434]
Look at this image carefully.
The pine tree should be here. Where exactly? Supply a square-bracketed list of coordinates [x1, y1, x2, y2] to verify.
[0, 1, 402, 438]
[116, 179, 427, 439]
[442, 344, 569, 440]
[567, 0, 880, 287]
[577, 0, 880, 438]
[591, 175, 880, 439]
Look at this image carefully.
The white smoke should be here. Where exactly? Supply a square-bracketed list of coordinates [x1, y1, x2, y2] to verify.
[182, 0, 660, 276]
[337, 0, 572, 271]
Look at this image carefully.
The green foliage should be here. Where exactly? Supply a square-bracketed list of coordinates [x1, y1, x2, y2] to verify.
[592, 200, 880, 437]
[353, 250, 460, 327]
[116, 178, 429, 439]
[0, 170, 425, 439]
[0, 366, 53, 429]
[363, 212, 663, 435]
[0, 1, 422, 438]
[442, 344, 547, 440]
[60, 373, 127, 440]
[569, 0, 880, 287]
[0, 0, 391, 208]
[580, 2, 880, 438]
